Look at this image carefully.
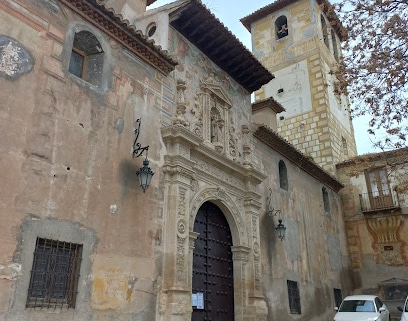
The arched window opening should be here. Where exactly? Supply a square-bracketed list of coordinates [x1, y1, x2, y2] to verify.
[322, 187, 330, 213]
[275, 16, 288, 39]
[279, 160, 288, 190]
[321, 15, 329, 49]
[331, 30, 339, 61]
[69, 31, 104, 87]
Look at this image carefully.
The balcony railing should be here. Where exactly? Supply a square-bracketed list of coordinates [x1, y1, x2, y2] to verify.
[359, 191, 399, 212]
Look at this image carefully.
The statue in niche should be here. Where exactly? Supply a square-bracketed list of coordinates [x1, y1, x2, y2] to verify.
[210, 107, 224, 151]
[210, 111, 223, 144]
[211, 113, 218, 143]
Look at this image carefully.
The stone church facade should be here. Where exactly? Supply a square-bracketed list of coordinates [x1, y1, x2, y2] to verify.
[0, 1, 406, 321]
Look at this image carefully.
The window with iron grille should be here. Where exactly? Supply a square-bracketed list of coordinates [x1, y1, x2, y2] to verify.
[26, 238, 82, 309]
[287, 280, 301, 314]
[334, 288, 342, 308]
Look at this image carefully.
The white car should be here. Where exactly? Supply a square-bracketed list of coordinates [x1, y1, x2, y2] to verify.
[334, 295, 390, 321]
[398, 296, 408, 321]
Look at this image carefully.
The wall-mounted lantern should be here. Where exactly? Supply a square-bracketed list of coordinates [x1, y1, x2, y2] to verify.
[266, 188, 286, 241]
[133, 118, 154, 192]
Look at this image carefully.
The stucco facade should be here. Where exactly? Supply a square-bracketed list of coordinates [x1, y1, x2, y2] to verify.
[0, 0, 395, 321]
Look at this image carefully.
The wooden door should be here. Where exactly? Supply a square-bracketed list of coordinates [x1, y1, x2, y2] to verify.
[192, 202, 234, 321]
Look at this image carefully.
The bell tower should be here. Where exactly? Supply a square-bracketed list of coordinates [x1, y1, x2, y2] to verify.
[242, 0, 357, 174]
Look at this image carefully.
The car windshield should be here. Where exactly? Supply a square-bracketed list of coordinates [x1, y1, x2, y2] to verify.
[339, 300, 376, 312]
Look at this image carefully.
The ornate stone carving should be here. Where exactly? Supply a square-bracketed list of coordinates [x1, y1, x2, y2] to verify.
[242, 125, 252, 167]
[231, 245, 251, 263]
[173, 79, 189, 127]
[177, 187, 187, 218]
[176, 235, 187, 283]
[172, 297, 189, 315]
[189, 186, 247, 246]
[191, 155, 245, 189]
[0, 36, 34, 79]
[190, 94, 203, 137]
[229, 116, 238, 159]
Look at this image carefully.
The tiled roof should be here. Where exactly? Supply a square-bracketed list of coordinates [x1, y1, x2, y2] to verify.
[254, 125, 343, 192]
[336, 147, 408, 168]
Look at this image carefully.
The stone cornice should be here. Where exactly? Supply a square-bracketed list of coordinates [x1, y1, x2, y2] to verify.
[252, 97, 285, 114]
[161, 125, 267, 188]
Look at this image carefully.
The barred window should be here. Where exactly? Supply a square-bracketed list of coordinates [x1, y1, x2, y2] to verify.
[334, 288, 343, 308]
[26, 238, 82, 309]
[287, 280, 301, 314]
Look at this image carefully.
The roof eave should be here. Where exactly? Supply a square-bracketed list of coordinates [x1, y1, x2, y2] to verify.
[60, 0, 178, 75]
[254, 125, 343, 192]
[169, 0, 274, 92]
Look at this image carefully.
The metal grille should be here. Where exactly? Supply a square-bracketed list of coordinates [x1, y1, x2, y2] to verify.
[287, 280, 301, 314]
[26, 238, 82, 309]
[334, 288, 343, 308]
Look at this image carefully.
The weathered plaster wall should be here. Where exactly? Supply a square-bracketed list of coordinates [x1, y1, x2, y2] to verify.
[0, 1, 171, 320]
[0, 1, 355, 321]
[253, 139, 352, 321]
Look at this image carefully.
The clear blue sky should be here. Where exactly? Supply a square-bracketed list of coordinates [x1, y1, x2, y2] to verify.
[148, 0, 377, 155]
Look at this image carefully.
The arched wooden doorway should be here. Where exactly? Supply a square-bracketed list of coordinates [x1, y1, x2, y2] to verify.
[192, 201, 234, 321]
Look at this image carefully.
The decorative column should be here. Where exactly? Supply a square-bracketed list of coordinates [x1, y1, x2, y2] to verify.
[244, 196, 268, 321]
[160, 126, 202, 321]
[231, 245, 251, 321]
[173, 79, 189, 127]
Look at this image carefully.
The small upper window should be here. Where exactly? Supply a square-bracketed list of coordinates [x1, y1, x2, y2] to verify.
[342, 137, 348, 155]
[322, 187, 330, 213]
[331, 30, 339, 61]
[69, 30, 104, 87]
[321, 14, 329, 49]
[279, 160, 288, 190]
[146, 23, 157, 37]
[275, 16, 288, 39]
[26, 238, 82, 309]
